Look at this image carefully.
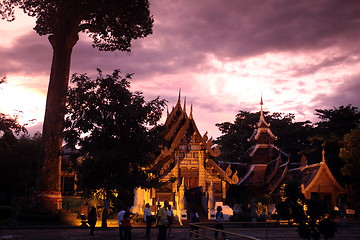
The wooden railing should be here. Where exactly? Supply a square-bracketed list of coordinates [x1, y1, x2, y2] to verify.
[189, 222, 261, 240]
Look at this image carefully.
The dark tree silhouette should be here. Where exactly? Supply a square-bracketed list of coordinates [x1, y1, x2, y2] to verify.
[64, 69, 166, 209]
[308, 105, 360, 182]
[0, 0, 153, 210]
[0, 133, 41, 201]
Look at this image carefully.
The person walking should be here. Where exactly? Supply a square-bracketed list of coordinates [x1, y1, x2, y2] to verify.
[117, 207, 126, 240]
[215, 206, 227, 240]
[144, 203, 153, 238]
[87, 206, 97, 237]
[156, 200, 169, 240]
[189, 207, 200, 239]
[167, 204, 174, 238]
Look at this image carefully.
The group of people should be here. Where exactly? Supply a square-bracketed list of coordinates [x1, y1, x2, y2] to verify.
[145, 200, 174, 239]
[86, 201, 226, 240]
[117, 200, 174, 240]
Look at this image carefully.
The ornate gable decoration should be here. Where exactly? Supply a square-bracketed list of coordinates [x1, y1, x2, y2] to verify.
[152, 93, 221, 174]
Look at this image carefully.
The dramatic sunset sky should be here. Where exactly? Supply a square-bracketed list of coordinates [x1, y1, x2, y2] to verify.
[1, 0, 360, 138]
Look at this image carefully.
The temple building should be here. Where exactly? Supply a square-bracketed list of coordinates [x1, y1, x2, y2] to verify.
[233, 97, 290, 196]
[287, 152, 346, 212]
[131, 95, 347, 220]
[222, 97, 346, 214]
[131, 93, 237, 220]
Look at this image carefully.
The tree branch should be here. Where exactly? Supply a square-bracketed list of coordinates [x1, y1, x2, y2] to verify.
[76, 23, 101, 34]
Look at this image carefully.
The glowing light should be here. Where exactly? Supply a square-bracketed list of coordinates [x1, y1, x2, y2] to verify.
[0, 77, 46, 126]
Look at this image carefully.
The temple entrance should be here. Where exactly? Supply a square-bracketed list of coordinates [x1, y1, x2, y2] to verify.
[185, 186, 202, 204]
[185, 186, 206, 221]
[184, 176, 199, 189]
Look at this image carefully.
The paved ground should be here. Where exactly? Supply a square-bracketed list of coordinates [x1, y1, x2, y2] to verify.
[0, 227, 189, 240]
[1, 221, 360, 240]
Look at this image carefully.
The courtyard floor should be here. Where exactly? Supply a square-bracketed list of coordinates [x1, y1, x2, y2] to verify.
[1, 219, 360, 240]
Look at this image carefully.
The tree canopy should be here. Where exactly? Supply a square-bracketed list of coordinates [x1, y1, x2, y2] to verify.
[340, 125, 360, 209]
[340, 126, 360, 178]
[64, 69, 166, 207]
[0, 113, 27, 149]
[309, 105, 360, 181]
[0, 0, 153, 52]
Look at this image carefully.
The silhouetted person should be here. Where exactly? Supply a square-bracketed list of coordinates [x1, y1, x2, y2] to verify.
[117, 207, 126, 240]
[167, 204, 174, 238]
[88, 207, 97, 236]
[123, 207, 133, 240]
[189, 207, 200, 239]
[157, 200, 169, 240]
[215, 206, 226, 240]
[144, 203, 153, 238]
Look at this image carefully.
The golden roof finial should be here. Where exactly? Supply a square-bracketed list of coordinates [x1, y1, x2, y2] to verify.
[177, 89, 181, 105]
[189, 103, 193, 119]
[260, 93, 264, 116]
[183, 97, 187, 112]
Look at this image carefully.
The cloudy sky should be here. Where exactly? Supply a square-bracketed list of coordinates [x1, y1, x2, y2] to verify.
[1, 0, 360, 138]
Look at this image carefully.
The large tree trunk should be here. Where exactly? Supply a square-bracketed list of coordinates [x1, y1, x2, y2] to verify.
[36, 31, 78, 211]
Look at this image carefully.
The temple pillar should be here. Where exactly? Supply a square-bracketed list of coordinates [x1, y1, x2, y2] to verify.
[131, 187, 145, 214]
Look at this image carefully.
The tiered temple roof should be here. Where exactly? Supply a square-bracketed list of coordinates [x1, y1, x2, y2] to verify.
[151, 91, 237, 184]
[222, 97, 290, 193]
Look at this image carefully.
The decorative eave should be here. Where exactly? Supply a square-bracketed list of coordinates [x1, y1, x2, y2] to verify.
[253, 127, 278, 141]
[266, 154, 281, 184]
[258, 111, 271, 128]
[205, 159, 238, 184]
[235, 164, 270, 186]
[249, 144, 275, 157]
[164, 111, 187, 140]
[258, 95, 270, 128]
[152, 118, 191, 169]
[269, 159, 289, 194]
[274, 146, 290, 158]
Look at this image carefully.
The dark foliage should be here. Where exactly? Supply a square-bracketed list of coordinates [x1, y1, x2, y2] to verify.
[0, 133, 41, 203]
[308, 105, 360, 182]
[64, 69, 166, 207]
[340, 126, 360, 211]
[0, 0, 153, 52]
[276, 181, 306, 223]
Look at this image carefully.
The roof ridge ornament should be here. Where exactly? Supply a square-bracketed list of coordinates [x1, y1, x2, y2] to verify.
[189, 103, 193, 119]
[183, 96, 186, 112]
[177, 89, 181, 105]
